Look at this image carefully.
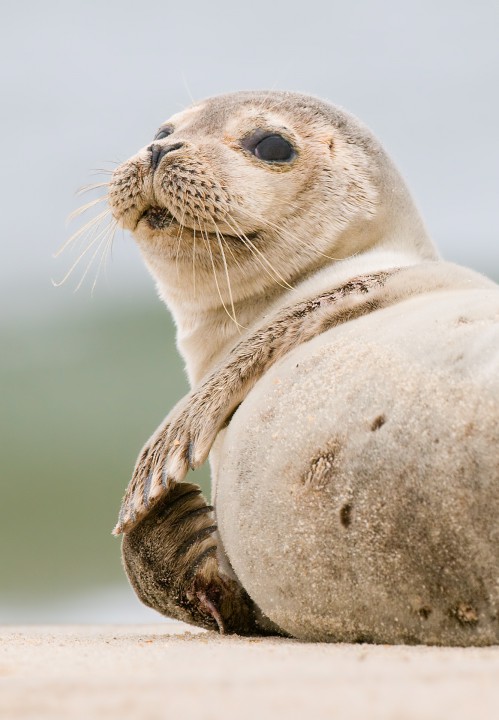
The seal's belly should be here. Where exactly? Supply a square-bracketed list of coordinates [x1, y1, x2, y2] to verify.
[215, 288, 499, 645]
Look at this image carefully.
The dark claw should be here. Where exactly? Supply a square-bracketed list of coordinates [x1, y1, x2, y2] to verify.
[143, 470, 154, 509]
[196, 590, 225, 634]
[116, 503, 126, 532]
[161, 465, 169, 489]
[188, 441, 194, 468]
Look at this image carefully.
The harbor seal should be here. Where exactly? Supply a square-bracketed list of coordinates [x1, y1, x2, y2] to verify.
[107, 91, 499, 643]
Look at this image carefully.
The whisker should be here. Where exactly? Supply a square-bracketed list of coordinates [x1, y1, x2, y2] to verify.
[89, 168, 116, 176]
[91, 220, 118, 295]
[192, 226, 197, 298]
[196, 215, 241, 329]
[174, 206, 188, 281]
[76, 219, 118, 293]
[235, 206, 345, 263]
[213, 222, 244, 332]
[224, 214, 295, 292]
[54, 208, 112, 257]
[52, 218, 114, 288]
[76, 182, 110, 196]
[68, 195, 109, 222]
[215, 231, 245, 276]
[181, 72, 195, 104]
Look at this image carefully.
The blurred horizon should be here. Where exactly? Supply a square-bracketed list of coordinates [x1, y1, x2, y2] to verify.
[1, 0, 498, 623]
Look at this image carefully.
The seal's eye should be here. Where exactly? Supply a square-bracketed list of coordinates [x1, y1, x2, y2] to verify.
[254, 134, 294, 162]
[154, 125, 174, 141]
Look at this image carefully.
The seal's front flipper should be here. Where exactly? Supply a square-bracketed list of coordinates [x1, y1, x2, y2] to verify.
[121, 482, 262, 635]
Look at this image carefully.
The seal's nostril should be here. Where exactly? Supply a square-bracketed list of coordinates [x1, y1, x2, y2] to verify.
[149, 142, 184, 171]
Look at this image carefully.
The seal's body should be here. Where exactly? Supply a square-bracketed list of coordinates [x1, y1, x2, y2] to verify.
[216, 282, 499, 645]
[107, 91, 499, 644]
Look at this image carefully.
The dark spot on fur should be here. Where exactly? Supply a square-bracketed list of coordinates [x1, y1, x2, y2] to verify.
[371, 414, 386, 431]
[301, 441, 342, 489]
[418, 606, 432, 620]
[340, 503, 352, 528]
[457, 316, 472, 325]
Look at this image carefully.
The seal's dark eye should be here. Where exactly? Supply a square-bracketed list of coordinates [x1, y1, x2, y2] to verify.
[154, 125, 174, 141]
[254, 134, 294, 162]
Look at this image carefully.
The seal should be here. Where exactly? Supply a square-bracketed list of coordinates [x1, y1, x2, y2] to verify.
[107, 91, 499, 643]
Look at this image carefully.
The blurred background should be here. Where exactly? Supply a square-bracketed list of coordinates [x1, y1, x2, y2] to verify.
[1, 0, 498, 623]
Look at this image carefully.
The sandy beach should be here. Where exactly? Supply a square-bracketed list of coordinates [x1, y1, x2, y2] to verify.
[1, 624, 499, 720]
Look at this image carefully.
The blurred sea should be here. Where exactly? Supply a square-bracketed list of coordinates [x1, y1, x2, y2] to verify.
[0, 301, 209, 623]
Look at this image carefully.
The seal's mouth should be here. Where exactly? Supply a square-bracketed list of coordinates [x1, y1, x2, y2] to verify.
[140, 206, 259, 242]
[142, 206, 177, 230]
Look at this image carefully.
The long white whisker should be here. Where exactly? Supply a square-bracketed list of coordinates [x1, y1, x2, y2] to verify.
[91, 220, 118, 295]
[213, 222, 244, 332]
[224, 214, 295, 291]
[197, 215, 240, 328]
[76, 182, 110, 196]
[174, 206, 188, 281]
[52, 218, 113, 287]
[76, 220, 117, 293]
[54, 208, 111, 257]
[235, 206, 344, 263]
[215, 231, 245, 275]
[68, 195, 109, 222]
[192, 226, 197, 298]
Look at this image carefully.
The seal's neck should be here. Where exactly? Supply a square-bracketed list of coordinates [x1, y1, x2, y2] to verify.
[163, 284, 282, 385]
[159, 244, 430, 386]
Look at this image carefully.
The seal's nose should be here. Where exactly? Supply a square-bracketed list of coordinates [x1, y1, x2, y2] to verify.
[149, 142, 184, 172]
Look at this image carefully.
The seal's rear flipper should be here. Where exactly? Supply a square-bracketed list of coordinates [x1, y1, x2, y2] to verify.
[121, 482, 267, 635]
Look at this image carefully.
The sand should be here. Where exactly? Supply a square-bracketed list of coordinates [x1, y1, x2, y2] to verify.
[1, 624, 499, 720]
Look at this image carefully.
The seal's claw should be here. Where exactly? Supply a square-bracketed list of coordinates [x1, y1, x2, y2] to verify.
[188, 440, 195, 468]
[142, 470, 153, 510]
[191, 426, 217, 468]
[161, 464, 169, 489]
[164, 445, 190, 483]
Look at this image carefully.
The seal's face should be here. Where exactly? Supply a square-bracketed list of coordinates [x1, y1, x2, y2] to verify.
[108, 91, 379, 307]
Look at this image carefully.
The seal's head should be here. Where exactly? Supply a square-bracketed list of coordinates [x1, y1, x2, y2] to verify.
[108, 91, 435, 361]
